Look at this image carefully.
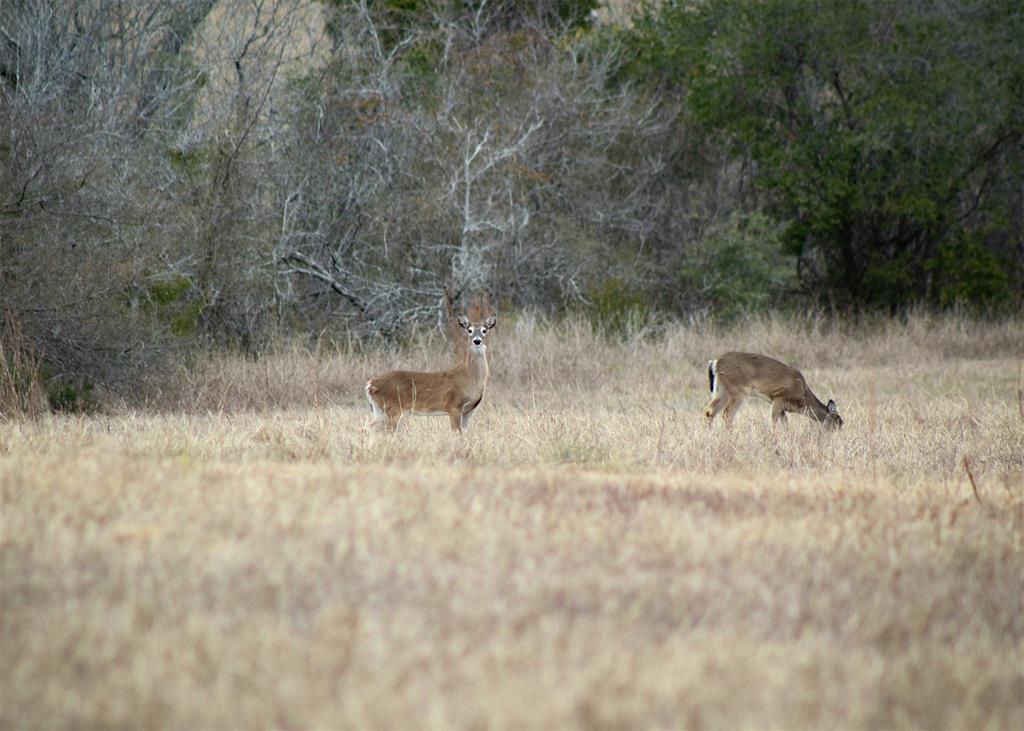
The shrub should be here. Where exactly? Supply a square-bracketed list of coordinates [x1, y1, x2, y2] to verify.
[927, 237, 1015, 312]
[678, 213, 794, 320]
[588, 277, 651, 336]
[46, 380, 95, 414]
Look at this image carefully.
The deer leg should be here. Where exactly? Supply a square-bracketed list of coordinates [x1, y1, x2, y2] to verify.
[721, 397, 743, 426]
[448, 409, 464, 432]
[368, 403, 396, 431]
[367, 405, 388, 429]
[704, 395, 728, 421]
[382, 404, 402, 432]
[771, 398, 788, 425]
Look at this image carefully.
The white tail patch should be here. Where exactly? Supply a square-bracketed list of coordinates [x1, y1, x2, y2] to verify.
[366, 380, 386, 422]
[708, 359, 718, 396]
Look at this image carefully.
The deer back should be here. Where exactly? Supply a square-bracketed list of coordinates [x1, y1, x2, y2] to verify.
[371, 368, 457, 411]
[371, 359, 486, 412]
[716, 352, 811, 402]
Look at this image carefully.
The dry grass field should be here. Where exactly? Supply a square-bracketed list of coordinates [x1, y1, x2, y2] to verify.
[2, 314, 1023, 729]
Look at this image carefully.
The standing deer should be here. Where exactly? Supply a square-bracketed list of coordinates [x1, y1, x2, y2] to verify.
[365, 315, 496, 432]
[704, 352, 843, 428]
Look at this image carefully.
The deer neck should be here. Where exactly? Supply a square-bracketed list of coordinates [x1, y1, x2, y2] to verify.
[463, 346, 489, 387]
[802, 390, 830, 422]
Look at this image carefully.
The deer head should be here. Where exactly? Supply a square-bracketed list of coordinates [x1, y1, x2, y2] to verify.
[458, 315, 496, 355]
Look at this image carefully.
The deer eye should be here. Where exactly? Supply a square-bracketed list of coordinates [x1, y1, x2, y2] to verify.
[481, 328, 487, 334]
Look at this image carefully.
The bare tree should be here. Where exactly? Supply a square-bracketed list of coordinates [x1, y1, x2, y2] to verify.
[1, 1, 212, 389]
[1, 0, 732, 402]
[272, 1, 684, 334]
[0, 0, 330, 389]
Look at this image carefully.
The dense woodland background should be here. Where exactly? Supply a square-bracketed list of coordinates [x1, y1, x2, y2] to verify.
[2, 0, 1022, 407]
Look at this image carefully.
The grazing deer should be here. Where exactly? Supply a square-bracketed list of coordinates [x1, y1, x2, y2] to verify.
[704, 352, 843, 428]
[365, 315, 496, 432]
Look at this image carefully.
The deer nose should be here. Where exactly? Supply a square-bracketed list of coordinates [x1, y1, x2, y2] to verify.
[472, 338, 482, 345]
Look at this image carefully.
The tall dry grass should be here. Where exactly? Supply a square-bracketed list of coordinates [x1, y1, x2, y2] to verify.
[2, 314, 1023, 728]
[144, 310, 1024, 411]
[0, 313, 47, 421]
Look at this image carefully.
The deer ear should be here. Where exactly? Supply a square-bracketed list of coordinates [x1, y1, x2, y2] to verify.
[458, 316, 470, 330]
[827, 399, 837, 414]
[484, 315, 496, 329]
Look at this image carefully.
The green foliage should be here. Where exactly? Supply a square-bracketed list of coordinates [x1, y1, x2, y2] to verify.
[47, 380, 94, 414]
[928, 238, 1014, 311]
[402, 38, 442, 91]
[141, 276, 203, 337]
[861, 252, 919, 313]
[588, 277, 650, 336]
[679, 213, 794, 321]
[148, 276, 192, 306]
[167, 146, 212, 176]
[170, 300, 204, 337]
[617, 0, 1024, 312]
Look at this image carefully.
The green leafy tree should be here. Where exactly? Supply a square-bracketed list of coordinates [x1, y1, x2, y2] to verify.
[622, 0, 1024, 311]
[678, 213, 794, 320]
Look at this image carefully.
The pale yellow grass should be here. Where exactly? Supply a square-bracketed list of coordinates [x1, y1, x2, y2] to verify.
[2, 315, 1023, 729]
